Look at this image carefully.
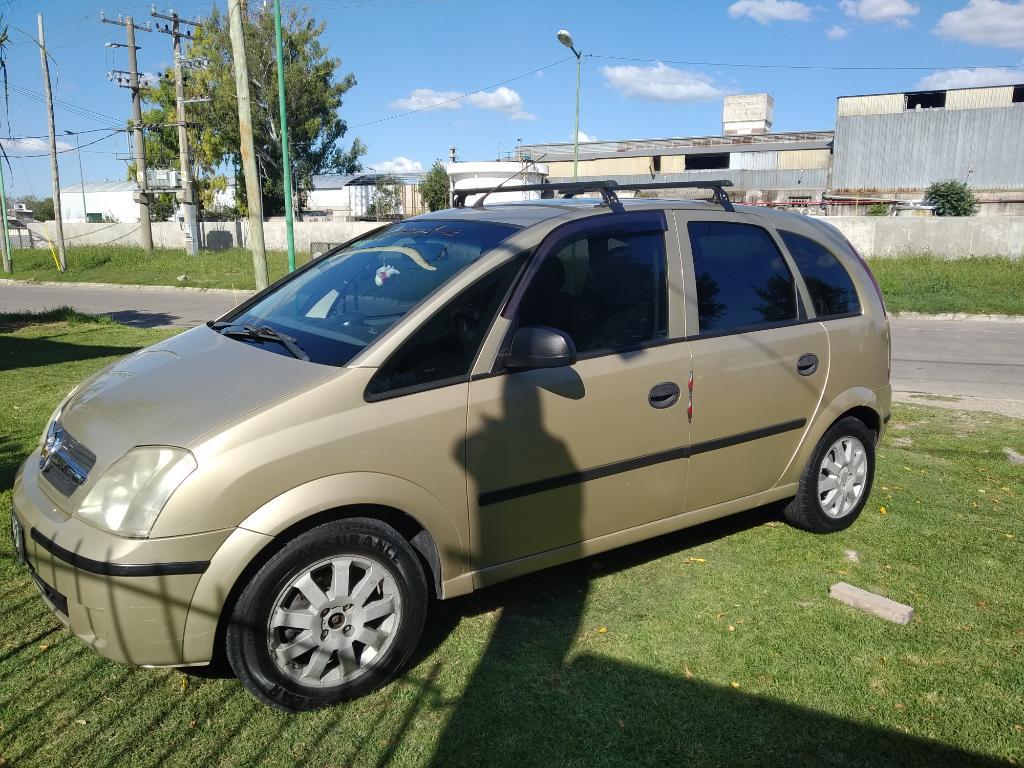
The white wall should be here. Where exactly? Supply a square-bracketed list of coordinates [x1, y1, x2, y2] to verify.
[61, 190, 140, 224]
[448, 161, 549, 206]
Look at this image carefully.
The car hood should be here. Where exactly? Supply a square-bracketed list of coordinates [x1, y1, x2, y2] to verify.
[56, 325, 335, 481]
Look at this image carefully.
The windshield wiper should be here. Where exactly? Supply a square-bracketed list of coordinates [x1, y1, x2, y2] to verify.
[209, 321, 309, 361]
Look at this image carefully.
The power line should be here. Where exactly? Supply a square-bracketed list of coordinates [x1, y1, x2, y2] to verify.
[349, 56, 574, 128]
[2, 131, 119, 158]
[587, 53, 1024, 72]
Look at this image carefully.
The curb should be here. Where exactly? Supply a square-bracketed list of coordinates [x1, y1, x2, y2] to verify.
[890, 311, 1024, 323]
[0, 278, 252, 297]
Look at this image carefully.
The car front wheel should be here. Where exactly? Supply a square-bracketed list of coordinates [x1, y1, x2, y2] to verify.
[225, 517, 428, 712]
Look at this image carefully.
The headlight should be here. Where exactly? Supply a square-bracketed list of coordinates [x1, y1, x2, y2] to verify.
[41, 406, 63, 451]
[76, 447, 197, 538]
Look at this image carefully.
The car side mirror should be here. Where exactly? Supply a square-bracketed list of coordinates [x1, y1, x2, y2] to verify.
[503, 325, 578, 371]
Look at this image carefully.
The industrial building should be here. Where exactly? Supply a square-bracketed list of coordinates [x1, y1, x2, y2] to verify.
[518, 84, 1024, 215]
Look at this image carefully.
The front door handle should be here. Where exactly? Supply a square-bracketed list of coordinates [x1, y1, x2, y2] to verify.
[797, 353, 819, 376]
[649, 381, 681, 409]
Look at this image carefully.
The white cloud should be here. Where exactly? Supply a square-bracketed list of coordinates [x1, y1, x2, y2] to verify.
[370, 157, 424, 174]
[728, 0, 812, 23]
[601, 62, 724, 103]
[827, 24, 849, 38]
[916, 66, 1024, 89]
[390, 86, 534, 119]
[576, 130, 597, 142]
[934, 0, 1024, 48]
[465, 87, 536, 120]
[0, 137, 73, 153]
[389, 88, 462, 111]
[840, 0, 919, 24]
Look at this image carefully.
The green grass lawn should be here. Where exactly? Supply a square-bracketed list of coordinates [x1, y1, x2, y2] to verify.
[868, 254, 1024, 315]
[3, 245, 301, 290]
[1, 312, 1022, 767]
[3, 246, 1022, 316]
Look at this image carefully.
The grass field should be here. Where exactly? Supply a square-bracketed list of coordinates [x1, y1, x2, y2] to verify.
[1, 312, 1022, 767]
[4, 246, 1023, 316]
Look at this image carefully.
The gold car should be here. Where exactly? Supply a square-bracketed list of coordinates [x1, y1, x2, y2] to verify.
[11, 182, 890, 711]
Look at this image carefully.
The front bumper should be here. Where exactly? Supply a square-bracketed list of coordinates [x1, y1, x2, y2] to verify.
[11, 451, 232, 667]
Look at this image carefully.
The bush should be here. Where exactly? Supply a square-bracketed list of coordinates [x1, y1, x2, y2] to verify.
[866, 203, 889, 216]
[924, 179, 979, 217]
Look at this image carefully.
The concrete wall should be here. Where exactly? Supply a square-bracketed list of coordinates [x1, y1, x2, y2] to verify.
[823, 215, 1024, 258]
[24, 220, 382, 253]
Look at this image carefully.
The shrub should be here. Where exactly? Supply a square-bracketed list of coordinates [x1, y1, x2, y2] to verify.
[924, 179, 979, 217]
[867, 203, 889, 216]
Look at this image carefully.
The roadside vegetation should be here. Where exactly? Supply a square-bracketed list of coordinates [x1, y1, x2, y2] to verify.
[1, 311, 1022, 766]
[4, 247, 1022, 316]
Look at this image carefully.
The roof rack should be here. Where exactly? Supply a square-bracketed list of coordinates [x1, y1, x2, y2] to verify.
[452, 179, 735, 213]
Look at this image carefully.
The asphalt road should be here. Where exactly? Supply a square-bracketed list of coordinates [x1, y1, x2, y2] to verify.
[3, 281, 1023, 416]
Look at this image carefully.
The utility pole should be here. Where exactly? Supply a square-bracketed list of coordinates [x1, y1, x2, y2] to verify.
[0, 159, 11, 273]
[272, 0, 296, 273]
[102, 13, 154, 252]
[227, 0, 268, 289]
[38, 13, 66, 271]
[153, 6, 201, 255]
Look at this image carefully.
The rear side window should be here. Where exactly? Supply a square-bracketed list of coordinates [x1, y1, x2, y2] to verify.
[366, 256, 526, 398]
[779, 231, 861, 318]
[687, 221, 798, 335]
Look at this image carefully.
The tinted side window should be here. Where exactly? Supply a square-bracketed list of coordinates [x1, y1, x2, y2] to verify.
[516, 229, 668, 355]
[779, 231, 861, 318]
[366, 256, 526, 397]
[687, 221, 798, 334]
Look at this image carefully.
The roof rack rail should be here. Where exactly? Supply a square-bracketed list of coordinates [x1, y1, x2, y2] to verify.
[453, 180, 625, 212]
[452, 179, 735, 213]
[614, 180, 735, 212]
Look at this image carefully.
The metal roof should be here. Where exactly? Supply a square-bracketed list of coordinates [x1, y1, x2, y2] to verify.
[311, 172, 425, 189]
[60, 181, 139, 193]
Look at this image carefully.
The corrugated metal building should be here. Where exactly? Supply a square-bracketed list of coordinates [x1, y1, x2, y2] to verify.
[832, 84, 1024, 209]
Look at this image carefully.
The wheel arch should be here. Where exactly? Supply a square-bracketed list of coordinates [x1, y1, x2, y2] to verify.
[181, 472, 468, 665]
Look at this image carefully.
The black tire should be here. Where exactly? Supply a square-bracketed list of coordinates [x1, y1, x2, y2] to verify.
[783, 416, 876, 533]
[225, 517, 428, 712]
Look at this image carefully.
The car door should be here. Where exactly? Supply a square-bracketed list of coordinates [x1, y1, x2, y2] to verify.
[675, 211, 830, 513]
[465, 211, 691, 573]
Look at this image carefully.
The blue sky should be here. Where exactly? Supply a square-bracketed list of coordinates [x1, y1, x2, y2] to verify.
[3, 0, 1023, 195]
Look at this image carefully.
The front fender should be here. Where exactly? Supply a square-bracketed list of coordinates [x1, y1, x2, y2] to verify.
[180, 472, 470, 665]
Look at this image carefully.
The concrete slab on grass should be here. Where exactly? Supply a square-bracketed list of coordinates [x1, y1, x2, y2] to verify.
[830, 582, 914, 625]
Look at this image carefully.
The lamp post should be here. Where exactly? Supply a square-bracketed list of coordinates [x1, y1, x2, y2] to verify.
[557, 29, 582, 181]
[65, 130, 88, 222]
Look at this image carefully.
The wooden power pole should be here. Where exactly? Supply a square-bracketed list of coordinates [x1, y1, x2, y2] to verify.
[38, 13, 66, 271]
[152, 7, 202, 255]
[102, 13, 154, 252]
[227, 0, 268, 290]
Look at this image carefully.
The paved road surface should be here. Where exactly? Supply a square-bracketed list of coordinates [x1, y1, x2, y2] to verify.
[3, 281, 1022, 415]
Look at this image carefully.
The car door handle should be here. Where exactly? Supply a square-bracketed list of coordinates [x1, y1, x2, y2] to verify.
[797, 353, 819, 376]
[648, 381, 681, 409]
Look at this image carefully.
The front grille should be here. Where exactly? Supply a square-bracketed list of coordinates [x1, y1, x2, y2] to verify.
[41, 427, 96, 497]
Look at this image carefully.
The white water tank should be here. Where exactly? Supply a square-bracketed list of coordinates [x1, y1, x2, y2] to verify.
[447, 161, 550, 207]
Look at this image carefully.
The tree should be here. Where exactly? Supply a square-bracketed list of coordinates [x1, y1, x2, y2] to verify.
[924, 179, 979, 217]
[418, 160, 450, 212]
[149, 193, 176, 222]
[16, 195, 55, 222]
[866, 202, 888, 216]
[138, 4, 365, 217]
[368, 175, 402, 220]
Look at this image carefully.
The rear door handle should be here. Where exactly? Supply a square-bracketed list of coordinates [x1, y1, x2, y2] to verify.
[797, 353, 819, 376]
[649, 381, 680, 409]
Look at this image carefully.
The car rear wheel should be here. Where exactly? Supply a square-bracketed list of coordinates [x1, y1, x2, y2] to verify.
[225, 517, 428, 712]
[783, 416, 876, 533]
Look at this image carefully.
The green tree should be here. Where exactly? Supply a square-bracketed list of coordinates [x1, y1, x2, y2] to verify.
[138, 4, 365, 217]
[866, 202, 888, 216]
[418, 160, 450, 212]
[924, 179, 979, 217]
[368, 175, 402, 220]
[149, 193, 176, 223]
[16, 195, 55, 221]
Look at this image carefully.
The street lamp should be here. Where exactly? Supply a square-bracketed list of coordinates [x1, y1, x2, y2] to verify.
[557, 28, 582, 181]
[65, 130, 87, 222]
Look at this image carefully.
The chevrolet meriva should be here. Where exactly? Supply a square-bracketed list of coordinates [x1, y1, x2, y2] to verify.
[11, 181, 890, 711]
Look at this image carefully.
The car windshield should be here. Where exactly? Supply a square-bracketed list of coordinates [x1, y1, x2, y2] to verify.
[221, 219, 520, 366]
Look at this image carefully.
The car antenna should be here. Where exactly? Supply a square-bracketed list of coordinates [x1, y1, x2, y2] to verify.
[469, 153, 548, 209]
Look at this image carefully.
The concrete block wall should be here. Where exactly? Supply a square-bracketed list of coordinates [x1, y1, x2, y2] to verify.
[21, 215, 1024, 259]
[823, 216, 1024, 258]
